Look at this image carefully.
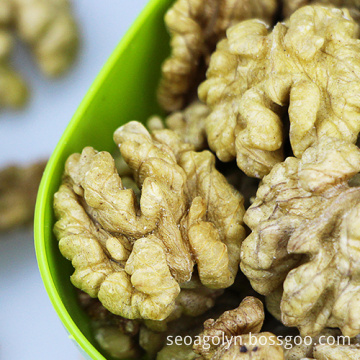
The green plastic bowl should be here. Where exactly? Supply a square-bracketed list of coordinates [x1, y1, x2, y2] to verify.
[34, 0, 174, 358]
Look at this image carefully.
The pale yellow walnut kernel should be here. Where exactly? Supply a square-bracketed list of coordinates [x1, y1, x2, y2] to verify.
[99, 236, 180, 320]
[241, 137, 360, 337]
[54, 182, 125, 298]
[55, 145, 182, 320]
[200, 5, 360, 177]
[158, 0, 278, 112]
[115, 122, 245, 290]
[193, 296, 285, 359]
[179, 150, 245, 288]
[54, 121, 245, 322]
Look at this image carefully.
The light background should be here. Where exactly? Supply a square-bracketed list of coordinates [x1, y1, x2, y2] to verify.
[0, 1, 149, 359]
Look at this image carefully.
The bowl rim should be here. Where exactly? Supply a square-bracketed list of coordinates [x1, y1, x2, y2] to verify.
[34, 1, 167, 358]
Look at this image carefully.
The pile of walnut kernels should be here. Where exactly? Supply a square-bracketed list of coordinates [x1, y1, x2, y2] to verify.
[54, 1, 360, 359]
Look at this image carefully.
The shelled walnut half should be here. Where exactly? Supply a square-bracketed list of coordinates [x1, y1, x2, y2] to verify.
[157, 0, 278, 112]
[241, 137, 360, 337]
[193, 296, 285, 359]
[54, 121, 245, 322]
[200, 5, 360, 178]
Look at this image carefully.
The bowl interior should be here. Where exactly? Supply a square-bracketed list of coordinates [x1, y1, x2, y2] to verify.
[34, 0, 174, 358]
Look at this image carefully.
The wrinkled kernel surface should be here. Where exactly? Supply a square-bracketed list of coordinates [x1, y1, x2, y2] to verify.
[283, 0, 360, 20]
[157, 0, 277, 112]
[241, 137, 360, 337]
[193, 296, 285, 360]
[54, 121, 245, 321]
[200, 5, 360, 177]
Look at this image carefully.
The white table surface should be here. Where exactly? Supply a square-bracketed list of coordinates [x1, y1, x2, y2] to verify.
[0, 1, 148, 359]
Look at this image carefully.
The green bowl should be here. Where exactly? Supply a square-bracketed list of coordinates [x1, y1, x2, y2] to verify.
[34, 0, 174, 358]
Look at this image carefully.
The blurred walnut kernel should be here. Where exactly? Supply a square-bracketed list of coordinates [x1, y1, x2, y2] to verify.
[0, 0, 79, 109]
[0, 160, 46, 231]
